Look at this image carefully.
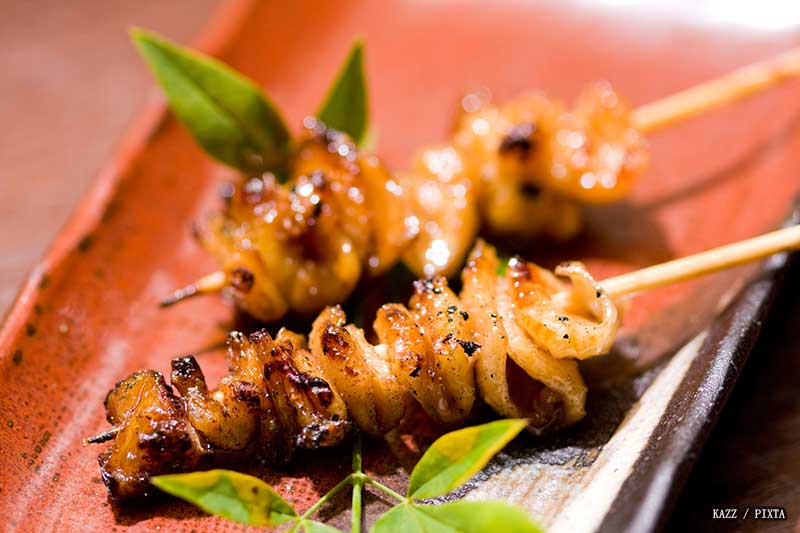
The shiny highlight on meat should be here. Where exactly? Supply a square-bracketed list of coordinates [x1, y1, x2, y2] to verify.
[405, 84, 648, 277]
[198, 118, 416, 321]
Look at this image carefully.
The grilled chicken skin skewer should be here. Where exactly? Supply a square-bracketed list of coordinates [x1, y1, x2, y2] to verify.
[164, 48, 800, 317]
[408, 44, 800, 275]
[91, 224, 800, 500]
[91, 241, 618, 499]
[164, 90, 628, 320]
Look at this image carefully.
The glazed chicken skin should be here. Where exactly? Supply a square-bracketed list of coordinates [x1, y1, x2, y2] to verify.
[97, 371, 206, 499]
[198, 117, 416, 321]
[179, 83, 647, 320]
[406, 82, 648, 277]
[92, 241, 620, 500]
[185, 84, 646, 319]
[97, 330, 350, 499]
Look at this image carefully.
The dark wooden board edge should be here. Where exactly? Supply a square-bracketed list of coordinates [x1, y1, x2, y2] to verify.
[598, 204, 800, 533]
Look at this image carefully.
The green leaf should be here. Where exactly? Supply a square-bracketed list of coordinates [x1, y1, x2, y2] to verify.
[407, 419, 527, 499]
[316, 40, 368, 144]
[370, 501, 541, 533]
[151, 469, 297, 526]
[419, 501, 542, 533]
[370, 504, 441, 533]
[131, 28, 291, 173]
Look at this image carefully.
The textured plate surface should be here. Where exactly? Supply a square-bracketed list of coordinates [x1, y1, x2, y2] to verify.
[2, 0, 800, 531]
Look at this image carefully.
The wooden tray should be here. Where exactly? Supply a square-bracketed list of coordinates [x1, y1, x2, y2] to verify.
[2, 1, 800, 531]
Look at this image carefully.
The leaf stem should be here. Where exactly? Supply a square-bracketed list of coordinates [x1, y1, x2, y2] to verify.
[301, 473, 353, 520]
[352, 428, 363, 474]
[364, 477, 407, 503]
[351, 430, 363, 533]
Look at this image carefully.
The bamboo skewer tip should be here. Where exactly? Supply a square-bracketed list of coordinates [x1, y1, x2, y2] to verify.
[84, 426, 121, 446]
[160, 270, 227, 308]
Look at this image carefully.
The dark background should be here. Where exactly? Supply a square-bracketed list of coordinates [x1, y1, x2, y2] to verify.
[1, 1, 796, 531]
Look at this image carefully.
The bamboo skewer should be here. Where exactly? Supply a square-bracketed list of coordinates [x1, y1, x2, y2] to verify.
[83, 426, 121, 446]
[632, 47, 800, 133]
[166, 225, 800, 310]
[164, 227, 800, 310]
[160, 270, 227, 307]
[588, 224, 800, 302]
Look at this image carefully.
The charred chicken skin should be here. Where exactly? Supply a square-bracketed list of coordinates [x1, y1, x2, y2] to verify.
[184, 84, 646, 319]
[93, 241, 619, 500]
[406, 82, 648, 277]
[197, 117, 416, 321]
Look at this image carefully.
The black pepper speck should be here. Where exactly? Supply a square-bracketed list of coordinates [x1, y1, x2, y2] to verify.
[456, 340, 481, 356]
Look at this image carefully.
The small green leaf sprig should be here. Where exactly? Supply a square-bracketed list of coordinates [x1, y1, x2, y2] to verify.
[131, 29, 369, 178]
[152, 419, 542, 532]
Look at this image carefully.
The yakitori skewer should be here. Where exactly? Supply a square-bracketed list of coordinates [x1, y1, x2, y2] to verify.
[158, 48, 800, 321]
[92, 225, 800, 500]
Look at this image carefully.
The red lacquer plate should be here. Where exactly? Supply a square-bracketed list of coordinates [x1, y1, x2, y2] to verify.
[2, 1, 800, 531]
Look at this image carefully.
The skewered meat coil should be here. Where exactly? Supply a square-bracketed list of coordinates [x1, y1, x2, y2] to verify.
[92, 241, 619, 499]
